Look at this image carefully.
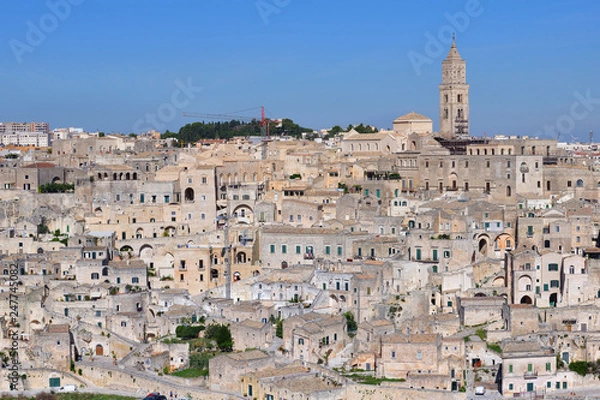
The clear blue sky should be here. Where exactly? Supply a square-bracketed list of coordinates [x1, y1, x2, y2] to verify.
[1, 0, 599, 141]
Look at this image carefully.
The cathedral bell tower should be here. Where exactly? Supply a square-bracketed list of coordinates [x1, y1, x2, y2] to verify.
[439, 35, 469, 138]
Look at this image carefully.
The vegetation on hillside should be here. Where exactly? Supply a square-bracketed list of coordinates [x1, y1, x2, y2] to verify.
[162, 118, 312, 144]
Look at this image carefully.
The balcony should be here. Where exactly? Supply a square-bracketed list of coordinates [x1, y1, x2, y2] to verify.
[524, 370, 538, 379]
[304, 253, 314, 260]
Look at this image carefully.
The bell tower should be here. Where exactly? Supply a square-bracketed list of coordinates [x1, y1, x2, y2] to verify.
[439, 35, 469, 138]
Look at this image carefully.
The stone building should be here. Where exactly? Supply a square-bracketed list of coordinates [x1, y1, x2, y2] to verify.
[32, 324, 71, 371]
[283, 312, 348, 363]
[230, 319, 273, 351]
[501, 340, 556, 395]
[208, 350, 271, 393]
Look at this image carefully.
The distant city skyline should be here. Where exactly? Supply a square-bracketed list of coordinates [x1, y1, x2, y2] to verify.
[1, 0, 599, 141]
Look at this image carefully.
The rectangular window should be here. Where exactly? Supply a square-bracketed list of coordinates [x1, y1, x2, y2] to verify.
[544, 284, 549, 292]
[443, 250, 451, 258]
[325, 245, 331, 255]
[270, 244, 275, 253]
[432, 249, 438, 261]
[337, 246, 343, 256]
[509, 364, 513, 373]
[550, 280, 559, 288]
[140, 194, 145, 203]
[528, 363, 533, 372]
[546, 362, 551, 371]
[548, 263, 559, 271]
[281, 245, 287, 254]
[295, 245, 301, 254]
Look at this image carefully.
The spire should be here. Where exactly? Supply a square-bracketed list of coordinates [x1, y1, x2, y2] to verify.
[445, 33, 462, 60]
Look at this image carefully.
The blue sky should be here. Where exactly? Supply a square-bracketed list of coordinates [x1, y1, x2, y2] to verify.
[1, 0, 599, 141]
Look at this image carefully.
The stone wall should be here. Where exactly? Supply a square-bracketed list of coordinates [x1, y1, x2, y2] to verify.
[345, 383, 467, 400]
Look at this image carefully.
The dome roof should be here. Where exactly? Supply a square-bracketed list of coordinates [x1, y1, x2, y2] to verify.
[394, 111, 432, 122]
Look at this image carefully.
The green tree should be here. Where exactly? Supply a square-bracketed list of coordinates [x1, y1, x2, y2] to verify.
[175, 325, 205, 340]
[345, 123, 377, 133]
[569, 361, 589, 376]
[276, 319, 283, 339]
[98, 132, 105, 137]
[328, 125, 344, 136]
[204, 323, 233, 351]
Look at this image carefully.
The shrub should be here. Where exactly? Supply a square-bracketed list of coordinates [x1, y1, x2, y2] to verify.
[204, 323, 233, 351]
[38, 183, 74, 193]
[569, 361, 589, 376]
[475, 328, 487, 341]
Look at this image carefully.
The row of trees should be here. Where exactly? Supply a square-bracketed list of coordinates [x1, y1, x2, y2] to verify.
[328, 123, 379, 136]
[162, 118, 313, 145]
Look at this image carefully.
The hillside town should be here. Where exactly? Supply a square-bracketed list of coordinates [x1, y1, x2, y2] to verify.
[3, 40, 600, 400]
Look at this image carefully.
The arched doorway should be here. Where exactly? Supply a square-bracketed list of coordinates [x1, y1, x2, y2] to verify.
[479, 238, 488, 256]
[95, 344, 104, 356]
[520, 295, 532, 304]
